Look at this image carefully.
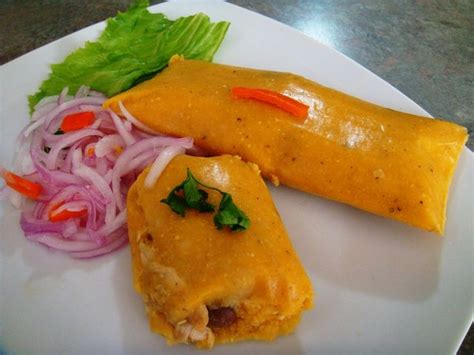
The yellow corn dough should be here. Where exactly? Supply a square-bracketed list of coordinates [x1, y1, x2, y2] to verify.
[127, 154, 313, 348]
[107, 59, 468, 233]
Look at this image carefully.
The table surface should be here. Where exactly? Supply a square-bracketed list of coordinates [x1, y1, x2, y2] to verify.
[0, 0, 472, 353]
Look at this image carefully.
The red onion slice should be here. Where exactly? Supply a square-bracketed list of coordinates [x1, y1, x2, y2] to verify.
[27, 233, 100, 252]
[109, 110, 136, 146]
[24, 96, 105, 137]
[21, 213, 79, 236]
[95, 134, 125, 158]
[71, 149, 116, 224]
[31, 149, 85, 186]
[75, 86, 90, 98]
[46, 129, 104, 170]
[93, 209, 127, 239]
[57, 87, 70, 105]
[145, 145, 186, 188]
[31, 102, 57, 121]
[111, 136, 193, 210]
[70, 228, 128, 259]
[7, 88, 200, 259]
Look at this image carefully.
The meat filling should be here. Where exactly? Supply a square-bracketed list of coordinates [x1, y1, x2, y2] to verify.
[207, 307, 238, 328]
[173, 305, 237, 346]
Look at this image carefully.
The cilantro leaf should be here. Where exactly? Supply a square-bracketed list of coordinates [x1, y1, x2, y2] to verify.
[160, 187, 187, 217]
[160, 169, 250, 233]
[160, 170, 214, 216]
[214, 193, 250, 232]
[182, 171, 215, 212]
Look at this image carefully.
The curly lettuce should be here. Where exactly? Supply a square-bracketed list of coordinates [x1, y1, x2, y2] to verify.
[28, 0, 230, 111]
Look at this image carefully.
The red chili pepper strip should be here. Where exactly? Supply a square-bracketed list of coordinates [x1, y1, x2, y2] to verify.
[3, 171, 42, 200]
[60, 111, 95, 132]
[49, 207, 88, 222]
[231, 87, 309, 120]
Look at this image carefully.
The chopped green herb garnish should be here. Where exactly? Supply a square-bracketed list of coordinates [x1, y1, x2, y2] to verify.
[214, 193, 250, 232]
[161, 170, 214, 216]
[182, 171, 215, 213]
[160, 187, 188, 217]
[161, 169, 250, 232]
[54, 129, 64, 135]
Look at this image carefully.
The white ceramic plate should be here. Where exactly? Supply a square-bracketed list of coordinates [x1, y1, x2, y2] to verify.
[1, 1, 472, 354]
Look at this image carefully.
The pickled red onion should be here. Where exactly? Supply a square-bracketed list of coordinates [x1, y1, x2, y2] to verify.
[1, 87, 196, 259]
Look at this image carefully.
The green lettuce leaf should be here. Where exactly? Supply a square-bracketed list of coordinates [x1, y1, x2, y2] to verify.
[28, 0, 230, 112]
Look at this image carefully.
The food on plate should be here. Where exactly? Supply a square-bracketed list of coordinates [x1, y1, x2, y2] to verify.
[1, 88, 194, 258]
[4, 0, 231, 258]
[28, 0, 229, 111]
[160, 168, 250, 232]
[127, 154, 313, 348]
[105, 58, 468, 234]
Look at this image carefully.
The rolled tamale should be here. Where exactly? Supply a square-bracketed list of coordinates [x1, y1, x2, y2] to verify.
[127, 154, 313, 348]
[107, 58, 468, 233]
